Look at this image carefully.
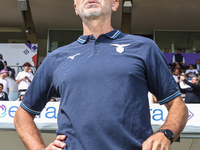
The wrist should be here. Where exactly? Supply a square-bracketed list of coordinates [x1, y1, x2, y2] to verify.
[157, 129, 174, 144]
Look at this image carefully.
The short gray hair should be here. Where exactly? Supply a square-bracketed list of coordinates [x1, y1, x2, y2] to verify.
[193, 76, 200, 85]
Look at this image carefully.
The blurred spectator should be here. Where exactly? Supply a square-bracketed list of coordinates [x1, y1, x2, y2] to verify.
[194, 59, 200, 73]
[28, 69, 34, 75]
[179, 76, 200, 103]
[50, 98, 57, 102]
[173, 62, 184, 73]
[0, 54, 4, 71]
[172, 68, 182, 82]
[181, 48, 185, 53]
[164, 48, 169, 53]
[185, 64, 198, 80]
[3, 61, 11, 71]
[0, 70, 9, 93]
[4, 61, 15, 79]
[171, 49, 186, 70]
[16, 91, 26, 101]
[0, 83, 9, 101]
[169, 66, 173, 74]
[26, 40, 31, 44]
[15, 62, 33, 93]
[12, 41, 17, 43]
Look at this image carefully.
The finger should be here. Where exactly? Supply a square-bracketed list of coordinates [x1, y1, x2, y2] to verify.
[56, 135, 67, 141]
[53, 139, 66, 149]
[151, 141, 162, 150]
[142, 139, 153, 150]
[46, 144, 64, 150]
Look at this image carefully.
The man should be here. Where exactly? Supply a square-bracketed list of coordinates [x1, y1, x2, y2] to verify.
[194, 59, 200, 72]
[181, 48, 185, 53]
[164, 48, 169, 53]
[185, 64, 198, 80]
[14, 0, 188, 150]
[172, 68, 181, 83]
[171, 49, 186, 68]
[0, 70, 9, 93]
[15, 62, 33, 92]
[4, 60, 15, 79]
[179, 76, 200, 103]
[0, 83, 9, 101]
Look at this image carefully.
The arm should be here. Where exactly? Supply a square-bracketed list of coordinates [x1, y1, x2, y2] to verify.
[14, 106, 46, 150]
[14, 106, 66, 150]
[142, 95, 188, 150]
[16, 77, 26, 84]
[183, 79, 200, 91]
[7, 88, 9, 93]
[172, 55, 175, 64]
[25, 76, 32, 83]
[185, 71, 191, 77]
[177, 77, 186, 93]
[182, 57, 186, 65]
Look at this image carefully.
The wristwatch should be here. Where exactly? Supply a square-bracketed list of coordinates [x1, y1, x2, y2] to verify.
[157, 129, 174, 144]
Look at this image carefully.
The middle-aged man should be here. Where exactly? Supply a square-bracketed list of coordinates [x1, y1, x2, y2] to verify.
[179, 76, 200, 103]
[171, 49, 186, 68]
[14, 0, 188, 150]
[194, 59, 200, 73]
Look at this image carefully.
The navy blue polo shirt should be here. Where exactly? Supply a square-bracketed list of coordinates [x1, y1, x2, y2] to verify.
[21, 29, 180, 150]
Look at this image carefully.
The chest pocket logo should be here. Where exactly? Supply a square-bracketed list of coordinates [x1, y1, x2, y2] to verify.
[110, 44, 131, 53]
[67, 53, 81, 59]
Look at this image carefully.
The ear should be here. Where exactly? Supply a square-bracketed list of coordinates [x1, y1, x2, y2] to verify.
[74, 2, 79, 15]
[112, 0, 119, 12]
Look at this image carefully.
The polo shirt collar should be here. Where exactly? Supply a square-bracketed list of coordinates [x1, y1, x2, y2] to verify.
[77, 29, 121, 44]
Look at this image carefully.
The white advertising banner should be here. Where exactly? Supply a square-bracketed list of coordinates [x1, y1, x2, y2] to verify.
[0, 102, 200, 134]
[0, 44, 38, 66]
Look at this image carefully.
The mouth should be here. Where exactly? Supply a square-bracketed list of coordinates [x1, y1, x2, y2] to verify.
[84, 0, 99, 6]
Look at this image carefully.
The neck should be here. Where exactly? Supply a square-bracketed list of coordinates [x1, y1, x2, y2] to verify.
[81, 15, 113, 38]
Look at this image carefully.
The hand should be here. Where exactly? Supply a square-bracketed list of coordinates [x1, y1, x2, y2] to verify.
[45, 135, 67, 150]
[180, 76, 185, 81]
[22, 76, 27, 80]
[142, 132, 171, 150]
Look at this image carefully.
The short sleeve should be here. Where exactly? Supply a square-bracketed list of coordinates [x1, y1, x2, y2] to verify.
[15, 73, 20, 80]
[20, 53, 60, 115]
[144, 41, 181, 104]
[6, 79, 9, 88]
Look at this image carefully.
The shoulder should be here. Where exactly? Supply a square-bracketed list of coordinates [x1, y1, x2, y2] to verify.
[3, 91, 7, 95]
[44, 41, 78, 63]
[118, 33, 160, 55]
[119, 33, 155, 45]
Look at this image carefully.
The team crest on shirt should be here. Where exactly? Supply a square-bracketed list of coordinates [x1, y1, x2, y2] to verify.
[110, 44, 131, 53]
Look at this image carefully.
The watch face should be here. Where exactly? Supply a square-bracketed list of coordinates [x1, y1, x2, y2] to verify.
[165, 129, 174, 139]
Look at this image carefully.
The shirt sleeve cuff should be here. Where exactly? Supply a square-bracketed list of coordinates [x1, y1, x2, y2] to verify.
[158, 91, 181, 105]
[20, 102, 41, 115]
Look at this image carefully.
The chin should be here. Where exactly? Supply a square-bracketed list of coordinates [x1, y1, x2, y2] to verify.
[83, 8, 101, 17]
